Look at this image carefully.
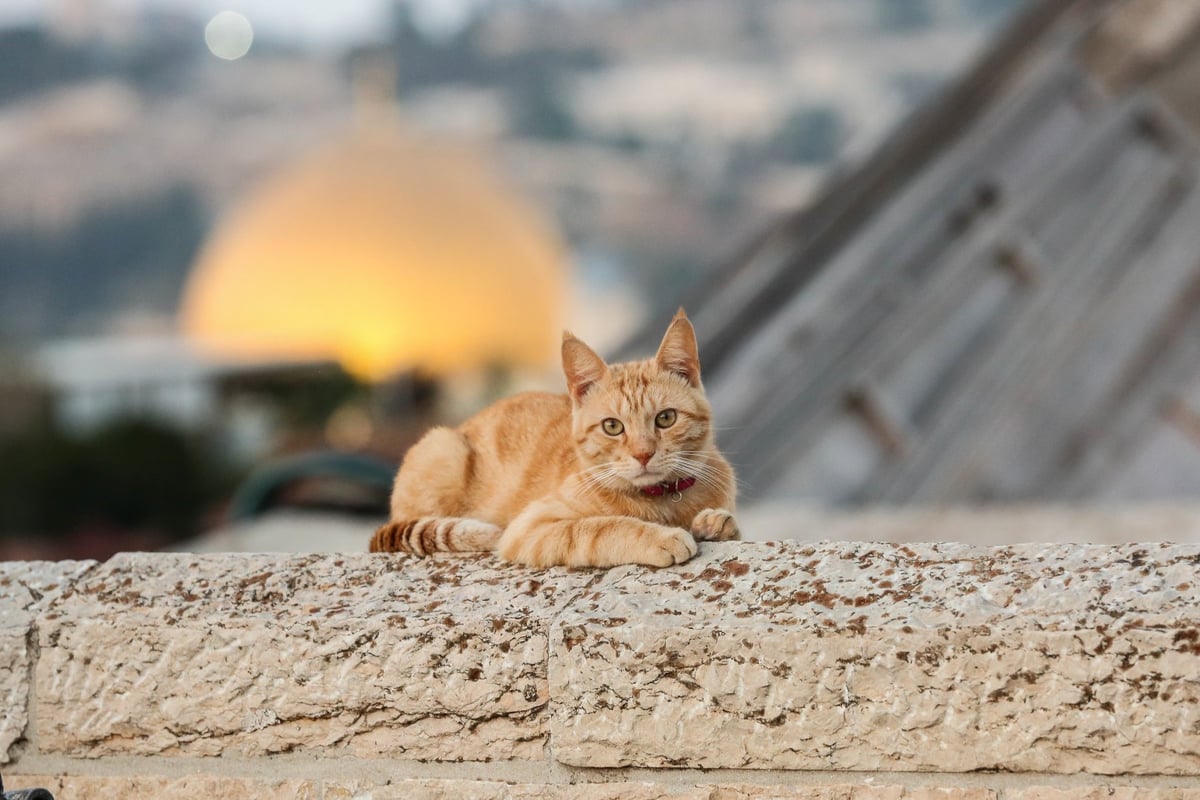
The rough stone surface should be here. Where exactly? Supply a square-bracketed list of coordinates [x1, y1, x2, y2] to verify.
[35, 552, 598, 759]
[0, 625, 28, 762]
[1008, 791, 1200, 800]
[4, 774, 318, 799]
[13, 539, 1200, 778]
[550, 541, 1200, 774]
[0, 560, 95, 762]
[6, 774, 1195, 799]
[322, 780, 993, 799]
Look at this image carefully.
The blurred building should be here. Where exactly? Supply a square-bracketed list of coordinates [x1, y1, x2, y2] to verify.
[626, 0, 1200, 507]
[180, 119, 566, 384]
[30, 336, 343, 454]
[173, 108, 575, 466]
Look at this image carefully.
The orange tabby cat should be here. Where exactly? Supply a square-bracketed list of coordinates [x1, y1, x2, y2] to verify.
[369, 309, 738, 567]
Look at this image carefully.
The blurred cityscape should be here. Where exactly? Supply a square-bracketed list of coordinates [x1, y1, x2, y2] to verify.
[18, 0, 1174, 560]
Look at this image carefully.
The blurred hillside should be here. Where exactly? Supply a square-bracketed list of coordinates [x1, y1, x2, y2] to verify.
[0, 0, 1025, 345]
[0, 0, 1030, 558]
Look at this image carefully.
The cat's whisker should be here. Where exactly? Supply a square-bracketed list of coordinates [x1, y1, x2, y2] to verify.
[577, 471, 608, 498]
[671, 461, 716, 483]
[577, 463, 625, 498]
[671, 456, 732, 489]
[671, 451, 721, 466]
[593, 472, 622, 492]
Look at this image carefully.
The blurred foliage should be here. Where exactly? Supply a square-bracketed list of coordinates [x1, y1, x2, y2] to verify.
[218, 364, 368, 432]
[274, 367, 369, 430]
[0, 417, 240, 543]
[511, 76, 579, 141]
[769, 107, 846, 165]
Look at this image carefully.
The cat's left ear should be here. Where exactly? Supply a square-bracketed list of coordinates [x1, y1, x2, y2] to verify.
[656, 308, 701, 387]
[563, 331, 609, 402]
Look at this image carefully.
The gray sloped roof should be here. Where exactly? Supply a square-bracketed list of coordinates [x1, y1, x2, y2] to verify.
[624, 0, 1200, 505]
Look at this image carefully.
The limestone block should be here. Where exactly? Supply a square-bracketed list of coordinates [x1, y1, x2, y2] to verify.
[322, 780, 993, 799]
[4, 774, 317, 799]
[550, 541, 1200, 774]
[0, 625, 29, 762]
[322, 779, 510, 800]
[1008, 791, 1200, 800]
[555, 786, 989, 799]
[35, 552, 597, 759]
[0, 560, 96, 762]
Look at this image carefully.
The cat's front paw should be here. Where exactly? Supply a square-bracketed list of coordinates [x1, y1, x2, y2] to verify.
[642, 526, 698, 567]
[690, 507, 740, 541]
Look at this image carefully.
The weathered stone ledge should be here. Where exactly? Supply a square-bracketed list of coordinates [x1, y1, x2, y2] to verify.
[551, 541, 1200, 773]
[3, 540, 1200, 797]
[7, 753, 1200, 799]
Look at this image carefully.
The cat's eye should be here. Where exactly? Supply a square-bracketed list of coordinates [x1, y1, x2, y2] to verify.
[601, 418, 624, 436]
[655, 409, 677, 429]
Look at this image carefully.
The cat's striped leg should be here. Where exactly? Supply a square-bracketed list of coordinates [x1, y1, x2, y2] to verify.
[498, 500, 697, 568]
[370, 517, 502, 555]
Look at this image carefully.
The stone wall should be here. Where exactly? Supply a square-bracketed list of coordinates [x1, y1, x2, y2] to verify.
[3, 540, 1200, 798]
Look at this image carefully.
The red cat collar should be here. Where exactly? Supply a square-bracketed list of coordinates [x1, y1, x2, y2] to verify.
[641, 476, 697, 498]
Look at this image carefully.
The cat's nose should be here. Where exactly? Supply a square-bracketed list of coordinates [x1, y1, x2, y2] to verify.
[634, 450, 655, 466]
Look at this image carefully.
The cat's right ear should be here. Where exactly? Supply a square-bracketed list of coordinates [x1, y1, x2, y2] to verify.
[562, 331, 608, 402]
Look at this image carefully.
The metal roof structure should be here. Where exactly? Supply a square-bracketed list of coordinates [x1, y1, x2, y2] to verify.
[624, 0, 1200, 506]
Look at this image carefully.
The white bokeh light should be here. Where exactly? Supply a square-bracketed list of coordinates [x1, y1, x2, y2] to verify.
[204, 11, 254, 60]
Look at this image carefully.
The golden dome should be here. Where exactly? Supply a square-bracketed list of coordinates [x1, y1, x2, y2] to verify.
[180, 125, 565, 380]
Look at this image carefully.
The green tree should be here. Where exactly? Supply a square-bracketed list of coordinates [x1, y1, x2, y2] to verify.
[0, 418, 238, 546]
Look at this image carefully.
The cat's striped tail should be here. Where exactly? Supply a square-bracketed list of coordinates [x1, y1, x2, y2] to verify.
[370, 517, 502, 555]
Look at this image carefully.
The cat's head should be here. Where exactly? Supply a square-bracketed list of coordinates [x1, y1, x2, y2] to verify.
[562, 309, 715, 491]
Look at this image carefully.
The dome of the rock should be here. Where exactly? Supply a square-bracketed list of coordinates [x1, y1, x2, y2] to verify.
[180, 125, 565, 380]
